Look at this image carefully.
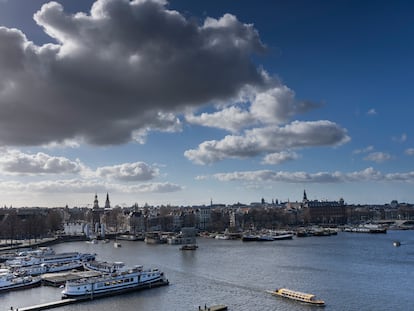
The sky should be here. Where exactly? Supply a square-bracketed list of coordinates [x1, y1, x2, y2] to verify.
[0, 0, 413, 208]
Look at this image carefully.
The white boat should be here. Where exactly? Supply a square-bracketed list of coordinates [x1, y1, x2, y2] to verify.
[84, 261, 126, 273]
[6, 252, 95, 267]
[215, 234, 230, 240]
[11, 260, 84, 276]
[266, 288, 325, 306]
[0, 268, 41, 292]
[61, 265, 169, 298]
[42, 252, 95, 264]
[272, 233, 294, 240]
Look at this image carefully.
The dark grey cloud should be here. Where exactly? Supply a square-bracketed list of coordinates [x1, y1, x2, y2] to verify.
[0, 0, 266, 146]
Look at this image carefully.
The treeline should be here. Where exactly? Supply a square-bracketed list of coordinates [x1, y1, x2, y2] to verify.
[0, 208, 63, 242]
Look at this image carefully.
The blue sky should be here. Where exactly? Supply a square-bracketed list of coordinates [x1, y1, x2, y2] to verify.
[0, 0, 413, 207]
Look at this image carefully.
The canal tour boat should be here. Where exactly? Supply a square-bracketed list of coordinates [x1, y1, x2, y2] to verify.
[0, 268, 41, 292]
[61, 265, 169, 298]
[266, 288, 325, 306]
[11, 260, 84, 276]
[84, 260, 126, 273]
[6, 251, 95, 267]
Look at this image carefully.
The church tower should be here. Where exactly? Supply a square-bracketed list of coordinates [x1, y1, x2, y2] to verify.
[93, 193, 99, 209]
[105, 193, 111, 209]
[92, 193, 103, 234]
[303, 189, 308, 203]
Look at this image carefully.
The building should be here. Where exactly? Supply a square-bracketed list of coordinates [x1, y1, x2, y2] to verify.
[302, 190, 346, 224]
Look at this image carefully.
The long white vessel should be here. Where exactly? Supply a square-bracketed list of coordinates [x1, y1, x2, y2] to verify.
[6, 252, 95, 267]
[266, 288, 325, 306]
[62, 265, 168, 298]
[84, 260, 126, 273]
[0, 268, 41, 292]
[12, 260, 84, 276]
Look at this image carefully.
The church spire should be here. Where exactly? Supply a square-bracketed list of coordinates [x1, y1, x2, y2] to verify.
[303, 189, 308, 202]
[105, 192, 110, 209]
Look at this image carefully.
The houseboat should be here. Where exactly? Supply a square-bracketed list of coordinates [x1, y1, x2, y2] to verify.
[84, 260, 126, 273]
[266, 288, 325, 306]
[0, 268, 41, 292]
[62, 265, 168, 298]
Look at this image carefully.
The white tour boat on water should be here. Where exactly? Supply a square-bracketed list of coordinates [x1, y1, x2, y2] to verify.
[62, 265, 169, 299]
[266, 288, 325, 306]
[0, 268, 41, 292]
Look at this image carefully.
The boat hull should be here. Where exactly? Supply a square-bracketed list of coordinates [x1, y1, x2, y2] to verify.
[0, 277, 41, 292]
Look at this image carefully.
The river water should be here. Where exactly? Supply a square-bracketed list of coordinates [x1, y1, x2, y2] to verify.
[2, 230, 413, 311]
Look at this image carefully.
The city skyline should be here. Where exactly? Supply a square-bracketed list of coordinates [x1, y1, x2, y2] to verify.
[0, 0, 413, 207]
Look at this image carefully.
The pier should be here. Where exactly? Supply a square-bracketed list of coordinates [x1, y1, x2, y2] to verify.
[198, 305, 228, 311]
[10, 298, 79, 311]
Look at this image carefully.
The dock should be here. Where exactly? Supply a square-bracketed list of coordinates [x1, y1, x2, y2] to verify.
[198, 305, 228, 311]
[12, 298, 79, 311]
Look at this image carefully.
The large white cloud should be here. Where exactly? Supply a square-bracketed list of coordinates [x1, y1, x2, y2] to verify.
[0, 149, 182, 193]
[97, 162, 159, 181]
[0, 149, 83, 175]
[184, 120, 350, 165]
[0, 0, 267, 146]
[185, 85, 320, 132]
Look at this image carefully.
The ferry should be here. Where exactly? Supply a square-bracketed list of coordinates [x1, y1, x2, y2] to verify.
[266, 288, 325, 306]
[0, 268, 41, 292]
[62, 265, 169, 298]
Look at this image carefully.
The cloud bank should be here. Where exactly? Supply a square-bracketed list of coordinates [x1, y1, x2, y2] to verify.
[0, 149, 182, 194]
[207, 167, 414, 184]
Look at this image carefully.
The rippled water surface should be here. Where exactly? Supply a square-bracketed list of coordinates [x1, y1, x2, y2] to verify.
[2, 230, 414, 311]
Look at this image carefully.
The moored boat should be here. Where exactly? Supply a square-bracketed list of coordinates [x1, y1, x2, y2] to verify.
[180, 244, 198, 250]
[272, 233, 294, 240]
[61, 265, 168, 299]
[0, 268, 41, 292]
[84, 260, 126, 273]
[11, 260, 84, 276]
[6, 251, 95, 267]
[266, 288, 325, 306]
